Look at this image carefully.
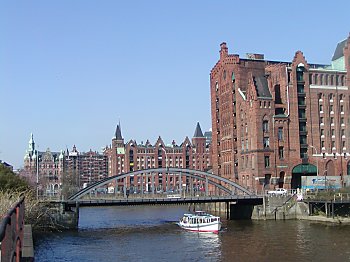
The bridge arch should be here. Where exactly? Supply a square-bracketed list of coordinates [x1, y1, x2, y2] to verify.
[68, 168, 253, 201]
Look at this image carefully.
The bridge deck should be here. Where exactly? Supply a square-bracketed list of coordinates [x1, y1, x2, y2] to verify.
[62, 195, 263, 208]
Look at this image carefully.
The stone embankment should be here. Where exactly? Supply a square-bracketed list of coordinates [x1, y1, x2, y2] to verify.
[252, 195, 350, 224]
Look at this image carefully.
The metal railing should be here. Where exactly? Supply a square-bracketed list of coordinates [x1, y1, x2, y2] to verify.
[0, 196, 25, 262]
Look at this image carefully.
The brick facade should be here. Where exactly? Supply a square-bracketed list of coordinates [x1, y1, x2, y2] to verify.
[210, 36, 350, 192]
[104, 123, 212, 193]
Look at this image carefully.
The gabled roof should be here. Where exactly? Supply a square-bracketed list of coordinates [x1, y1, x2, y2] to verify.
[193, 122, 204, 138]
[332, 39, 347, 61]
[254, 76, 272, 98]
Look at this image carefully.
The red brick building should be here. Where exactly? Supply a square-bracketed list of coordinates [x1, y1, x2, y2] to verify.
[104, 122, 212, 193]
[65, 145, 108, 189]
[210, 35, 350, 192]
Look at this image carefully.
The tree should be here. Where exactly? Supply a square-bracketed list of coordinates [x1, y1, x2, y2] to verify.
[61, 171, 78, 200]
[0, 163, 29, 191]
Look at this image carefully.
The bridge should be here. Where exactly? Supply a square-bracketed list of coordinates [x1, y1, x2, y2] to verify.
[68, 167, 261, 202]
[47, 168, 263, 227]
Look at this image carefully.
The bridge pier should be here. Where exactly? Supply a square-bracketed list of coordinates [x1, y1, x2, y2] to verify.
[48, 202, 79, 230]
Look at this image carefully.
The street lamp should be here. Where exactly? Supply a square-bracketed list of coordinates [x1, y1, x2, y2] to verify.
[323, 170, 328, 190]
[309, 145, 319, 176]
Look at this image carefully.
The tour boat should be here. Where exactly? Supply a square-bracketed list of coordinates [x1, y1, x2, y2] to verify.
[178, 211, 222, 233]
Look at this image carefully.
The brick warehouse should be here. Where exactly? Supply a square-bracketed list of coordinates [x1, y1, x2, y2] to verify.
[104, 122, 212, 193]
[210, 35, 350, 192]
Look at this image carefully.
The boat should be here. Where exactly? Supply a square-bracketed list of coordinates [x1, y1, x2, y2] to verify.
[178, 211, 222, 233]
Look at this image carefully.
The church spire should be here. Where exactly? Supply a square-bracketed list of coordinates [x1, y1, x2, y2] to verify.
[193, 122, 204, 138]
[28, 133, 35, 153]
[115, 124, 123, 140]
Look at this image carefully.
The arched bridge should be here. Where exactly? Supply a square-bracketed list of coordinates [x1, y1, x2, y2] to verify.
[66, 168, 262, 207]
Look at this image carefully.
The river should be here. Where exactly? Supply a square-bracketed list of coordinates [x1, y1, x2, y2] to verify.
[34, 205, 350, 261]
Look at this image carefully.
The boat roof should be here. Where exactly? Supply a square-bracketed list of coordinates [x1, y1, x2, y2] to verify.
[183, 212, 219, 218]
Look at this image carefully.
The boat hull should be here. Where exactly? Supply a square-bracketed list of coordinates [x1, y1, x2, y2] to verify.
[178, 222, 221, 233]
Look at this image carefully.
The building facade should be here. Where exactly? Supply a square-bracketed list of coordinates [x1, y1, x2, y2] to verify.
[65, 145, 108, 189]
[24, 133, 64, 196]
[210, 35, 350, 192]
[104, 122, 212, 193]
[23, 134, 108, 196]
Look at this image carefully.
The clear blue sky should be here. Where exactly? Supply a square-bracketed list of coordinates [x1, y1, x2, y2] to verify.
[1, 1, 349, 169]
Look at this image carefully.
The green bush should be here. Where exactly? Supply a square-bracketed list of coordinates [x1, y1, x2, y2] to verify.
[0, 163, 29, 191]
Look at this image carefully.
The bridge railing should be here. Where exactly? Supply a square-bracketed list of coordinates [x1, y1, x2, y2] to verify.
[0, 196, 25, 262]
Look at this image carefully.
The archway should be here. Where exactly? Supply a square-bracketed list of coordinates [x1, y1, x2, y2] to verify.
[291, 164, 317, 189]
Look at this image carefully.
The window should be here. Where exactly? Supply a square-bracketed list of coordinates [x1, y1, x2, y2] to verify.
[331, 117, 334, 125]
[341, 129, 345, 137]
[321, 141, 325, 148]
[331, 129, 335, 137]
[340, 94, 344, 101]
[296, 66, 304, 81]
[263, 120, 269, 132]
[330, 105, 334, 113]
[341, 117, 345, 125]
[278, 146, 284, 159]
[329, 93, 333, 101]
[300, 148, 307, 159]
[341, 105, 344, 113]
[319, 105, 323, 112]
[332, 141, 336, 149]
[278, 127, 283, 141]
[321, 129, 324, 136]
[264, 156, 270, 168]
[263, 137, 270, 148]
[264, 174, 271, 185]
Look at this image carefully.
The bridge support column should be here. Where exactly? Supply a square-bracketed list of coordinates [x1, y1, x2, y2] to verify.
[205, 176, 209, 196]
[226, 202, 230, 220]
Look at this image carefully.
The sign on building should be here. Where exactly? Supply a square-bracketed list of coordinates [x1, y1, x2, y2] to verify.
[301, 176, 341, 190]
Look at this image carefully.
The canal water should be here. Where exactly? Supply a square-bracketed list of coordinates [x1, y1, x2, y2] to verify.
[34, 206, 350, 261]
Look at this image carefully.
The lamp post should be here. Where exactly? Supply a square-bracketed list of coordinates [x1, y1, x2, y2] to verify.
[309, 145, 319, 176]
[323, 170, 328, 191]
[161, 147, 168, 192]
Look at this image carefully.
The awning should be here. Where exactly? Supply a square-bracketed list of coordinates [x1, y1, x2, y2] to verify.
[292, 164, 317, 174]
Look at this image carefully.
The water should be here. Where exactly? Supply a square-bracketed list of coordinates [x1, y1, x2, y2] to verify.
[34, 206, 350, 262]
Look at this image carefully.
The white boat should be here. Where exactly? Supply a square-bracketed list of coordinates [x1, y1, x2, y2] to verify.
[178, 211, 222, 233]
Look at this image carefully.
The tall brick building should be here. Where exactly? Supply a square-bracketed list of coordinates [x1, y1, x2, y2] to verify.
[104, 122, 212, 193]
[65, 145, 108, 189]
[210, 35, 350, 192]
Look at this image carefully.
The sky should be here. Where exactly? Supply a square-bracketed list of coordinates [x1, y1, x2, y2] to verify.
[1, 1, 349, 169]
